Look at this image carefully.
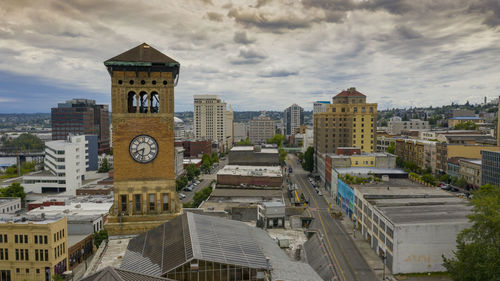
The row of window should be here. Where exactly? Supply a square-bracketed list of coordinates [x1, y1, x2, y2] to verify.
[54, 229, 65, 242]
[54, 243, 65, 259]
[120, 193, 170, 213]
[118, 79, 168, 86]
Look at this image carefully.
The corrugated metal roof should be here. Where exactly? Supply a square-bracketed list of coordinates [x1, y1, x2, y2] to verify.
[78, 267, 175, 281]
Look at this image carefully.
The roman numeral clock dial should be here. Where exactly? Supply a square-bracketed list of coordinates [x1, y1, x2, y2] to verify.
[129, 135, 158, 163]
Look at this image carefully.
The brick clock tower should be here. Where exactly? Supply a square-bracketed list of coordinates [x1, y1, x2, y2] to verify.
[104, 43, 181, 235]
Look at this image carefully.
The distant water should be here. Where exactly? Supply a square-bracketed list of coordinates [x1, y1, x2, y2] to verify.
[0, 157, 34, 167]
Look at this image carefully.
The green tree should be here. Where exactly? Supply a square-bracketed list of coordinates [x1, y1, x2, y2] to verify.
[454, 121, 478, 130]
[0, 133, 44, 152]
[236, 138, 252, 145]
[443, 184, 500, 281]
[440, 174, 452, 183]
[184, 186, 213, 208]
[0, 183, 26, 200]
[185, 164, 200, 181]
[98, 158, 111, 173]
[267, 134, 285, 147]
[201, 154, 212, 173]
[279, 149, 287, 165]
[94, 229, 108, 247]
[211, 152, 219, 164]
[421, 173, 437, 185]
[387, 142, 395, 154]
[52, 274, 64, 281]
[302, 147, 314, 172]
[176, 175, 188, 191]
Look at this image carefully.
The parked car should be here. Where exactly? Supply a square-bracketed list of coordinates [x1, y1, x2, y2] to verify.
[195, 180, 200, 184]
[184, 185, 194, 192]
[179, 193, 186, 199]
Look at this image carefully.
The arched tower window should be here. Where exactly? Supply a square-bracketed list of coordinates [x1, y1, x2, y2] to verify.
[139, 92, 148, 113]
[150, 92, 159, 113]
[127, 91, 137, 113]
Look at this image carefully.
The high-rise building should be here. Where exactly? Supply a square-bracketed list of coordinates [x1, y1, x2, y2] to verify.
[103, 43, 181, 235]
[0, 216, 68, 281]
[193, 95, 233, 151]
[314, 87, 377, 154]
[249, 114, 275, 144]
[51, 99, 110, 154]
[284, 104, 304, 136]
[313, 101, 330, 113]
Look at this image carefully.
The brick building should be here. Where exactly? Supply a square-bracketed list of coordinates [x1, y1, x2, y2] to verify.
[175, 139, 212, 158]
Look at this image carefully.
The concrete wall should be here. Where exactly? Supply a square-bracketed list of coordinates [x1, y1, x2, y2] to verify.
[228, 151, 279, 166]
[231, 206, 257, 221]
[217, 174, 282, 187]
[393, 222, 470, 274]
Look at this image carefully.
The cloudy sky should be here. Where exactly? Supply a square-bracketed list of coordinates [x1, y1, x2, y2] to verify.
[1, 0, 500, 113]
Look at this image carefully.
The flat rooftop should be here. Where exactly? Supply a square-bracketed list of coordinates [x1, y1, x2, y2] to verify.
[230, 146, 278, 154]
[378, 204, 471, 225]
[0, 197, 19, 204]
[211, 188, 283, 198]
[336, 167, 407, 175]
[217, 165, 282, 177]
[353, 179, 472, 225]
[27, 202, 112, 217]
[68, 234, 92, 248]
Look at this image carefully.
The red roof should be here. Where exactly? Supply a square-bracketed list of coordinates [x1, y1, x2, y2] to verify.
[334, 87, 366, 98]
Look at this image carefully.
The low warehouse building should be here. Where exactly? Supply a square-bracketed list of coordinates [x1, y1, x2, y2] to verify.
[352, 180, 471, 274]
[217, 165, 282, 187]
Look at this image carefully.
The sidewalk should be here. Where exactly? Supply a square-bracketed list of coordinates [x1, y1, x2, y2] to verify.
[319, 185, 394, 281]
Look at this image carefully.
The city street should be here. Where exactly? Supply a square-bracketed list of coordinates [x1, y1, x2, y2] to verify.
[286, 155, 377, 281]
[180, 156, 227, 203]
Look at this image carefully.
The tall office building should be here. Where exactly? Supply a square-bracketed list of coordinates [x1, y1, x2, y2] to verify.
[314, 87, 377, 154]
[284, 104, 304, 136]
[193, 95, 234, 151]
[249, 114, 275, 144]
[51, 99, 110, 154]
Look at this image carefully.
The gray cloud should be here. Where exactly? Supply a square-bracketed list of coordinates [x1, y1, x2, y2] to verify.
[233, 31, 256, 44]
[206, 12, 224, 22]
[228, 8, 311, 32]
[230, 47, 267, 64]
[255, 0, 273, 8]
[395, 25, 423, 40]
[259, 69, 299, 78]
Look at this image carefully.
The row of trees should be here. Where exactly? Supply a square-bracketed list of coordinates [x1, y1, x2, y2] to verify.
[176, 164, 201, 191]
[201, 152, 219, 173]
[0, 161, 37, 179]
[183, 185, 213, 208]
[0, 133, 44, 152]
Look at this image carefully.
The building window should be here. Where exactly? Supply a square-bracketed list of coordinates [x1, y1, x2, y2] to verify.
[162, 194, 169, 211]
[127, 92, 137, 113]
[150, 92, 159, 113]
[135, 194, 142, 213]
[149, 194, 156, 212]
[120, 195, 127, 213]
[44, 235, 48, 244]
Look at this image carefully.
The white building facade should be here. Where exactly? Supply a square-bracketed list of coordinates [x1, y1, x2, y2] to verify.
[23, 135, 88, 194]
[387, 117, 429, 135]
[313, 101, 330, 113]
[0, 197, 21, 214]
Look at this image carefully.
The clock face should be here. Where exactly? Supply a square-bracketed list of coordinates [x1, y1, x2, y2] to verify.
[129, 135, 158, 163]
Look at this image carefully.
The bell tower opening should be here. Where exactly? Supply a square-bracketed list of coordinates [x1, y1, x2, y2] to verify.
[128, 91, 137, 113]
[151, 92, 159, 113]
